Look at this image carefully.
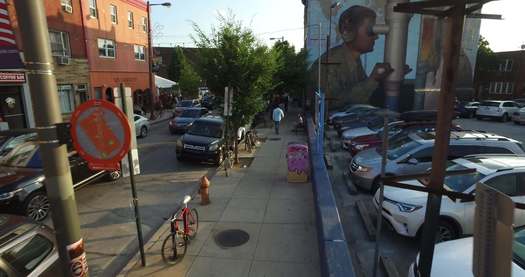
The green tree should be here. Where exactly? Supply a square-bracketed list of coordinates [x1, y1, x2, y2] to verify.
[192, 13, 277, 162]
[271, 41, 307, 101]
[179, 56, 201, 99]
[476, 35, 497, 72]
[168, 47, 183, 82]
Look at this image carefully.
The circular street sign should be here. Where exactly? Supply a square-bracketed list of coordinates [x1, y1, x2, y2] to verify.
[70, 99, 131, 171]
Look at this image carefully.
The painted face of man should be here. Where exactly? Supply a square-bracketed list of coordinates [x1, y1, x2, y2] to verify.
[352, 17, 378, 54]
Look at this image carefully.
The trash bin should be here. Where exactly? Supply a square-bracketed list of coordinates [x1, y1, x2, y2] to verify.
[287, 142, 309, 183]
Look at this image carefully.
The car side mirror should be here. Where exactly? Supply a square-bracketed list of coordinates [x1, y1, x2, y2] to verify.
[460, 193, 475, 203]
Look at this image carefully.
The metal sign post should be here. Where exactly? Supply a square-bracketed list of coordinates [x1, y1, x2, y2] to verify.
[114, 87, 141, 177]
[119, 83, 146, 266]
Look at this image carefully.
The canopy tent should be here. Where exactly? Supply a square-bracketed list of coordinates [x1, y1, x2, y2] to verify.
[155, 75, 177, 88]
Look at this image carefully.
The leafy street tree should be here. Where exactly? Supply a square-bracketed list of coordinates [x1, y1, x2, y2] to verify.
[167, 47, 183, 82]
[178, 55, 201, 99]
[192, 13, 277, 163]
[475, 35, 497, 72]
[271, 41, 308, 102]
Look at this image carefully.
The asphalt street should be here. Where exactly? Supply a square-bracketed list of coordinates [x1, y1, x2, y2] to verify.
[55, 120, 216, 276]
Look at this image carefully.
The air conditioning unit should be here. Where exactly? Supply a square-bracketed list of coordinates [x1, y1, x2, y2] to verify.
[56, 56, 70, 65]
[62, 4, 73, 13]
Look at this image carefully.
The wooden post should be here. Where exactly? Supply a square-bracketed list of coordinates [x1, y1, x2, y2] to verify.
[417, 2, 466, 276]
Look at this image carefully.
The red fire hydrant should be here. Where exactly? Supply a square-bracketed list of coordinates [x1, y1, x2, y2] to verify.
[200, 175, 210, 205]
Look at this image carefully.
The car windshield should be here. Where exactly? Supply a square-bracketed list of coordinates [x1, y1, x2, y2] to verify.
[180, 109, 201, 118]
[187, 121, 223, 138]
[367, 117, 384, 131]
[177, 101, 193, 107]
[514, 228, 525, 269]
[441, 164, 485, 192]
[0, 142, 42, 168]
[481, 101, 501, 107]
[387, 136, 420, 160]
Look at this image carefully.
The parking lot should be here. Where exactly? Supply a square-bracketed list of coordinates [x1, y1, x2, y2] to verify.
[327, 117, 525, 277]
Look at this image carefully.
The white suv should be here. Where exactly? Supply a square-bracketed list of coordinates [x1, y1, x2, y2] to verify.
[374, 154, 525, 242]
[476, 100, 519, 122]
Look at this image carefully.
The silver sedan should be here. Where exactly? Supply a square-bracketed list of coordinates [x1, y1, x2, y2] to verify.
[134, 114, 150, 138]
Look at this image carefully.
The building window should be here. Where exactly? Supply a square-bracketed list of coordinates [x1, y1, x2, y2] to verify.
[110, 5, 118, 24]
[134, 45, 145, 61]
[141, 17, 147, 32]
[76, 84, 89, 103]
[58, 85, 75, 113]
[89, 0, 97, 18]
[97, 39, 115, 58]
[127, 11, 134, 29]
[48, 31, 71, 57]
[506, 82, 514, 94]
[505, 59, 513, 72]
[61, 0, 73, 13]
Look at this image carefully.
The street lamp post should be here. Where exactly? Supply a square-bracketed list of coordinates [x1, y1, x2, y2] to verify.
[147, 1, 171, 119]
[269, 36, 285, 42]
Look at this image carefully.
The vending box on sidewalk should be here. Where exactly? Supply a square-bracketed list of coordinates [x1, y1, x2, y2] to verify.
[287, 142, 309, 182]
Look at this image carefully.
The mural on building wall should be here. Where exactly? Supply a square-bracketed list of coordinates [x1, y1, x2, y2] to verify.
[306, 0, 480, 111]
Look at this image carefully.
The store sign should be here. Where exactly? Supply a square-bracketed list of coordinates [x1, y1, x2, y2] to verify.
[0, 72, 25, 83]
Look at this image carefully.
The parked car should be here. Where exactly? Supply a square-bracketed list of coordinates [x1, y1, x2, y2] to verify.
[174, 99, 200, 117]
[375, 154, 525, 242]
[334, 110, 382, 136]
[169, 108, 208, 134]
[344, 121, 462, 155]
[350, 130, 525, 193]
[328, 104, 377, 125]
[0, 136, 118, 221]
[455, 101, 479, 118]
[476, 100, 519, 122]
[134, 114, 150, 138]
[0, 214, 60, 276]
[408, 226, 525, 276]
[512, 107, 525, 125]
[201, 95, 216, 110]
[176, 116, 226, 165]
[341, 116, 400, 148]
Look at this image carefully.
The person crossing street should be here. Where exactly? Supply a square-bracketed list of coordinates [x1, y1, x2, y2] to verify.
[272, 105, 285, 135]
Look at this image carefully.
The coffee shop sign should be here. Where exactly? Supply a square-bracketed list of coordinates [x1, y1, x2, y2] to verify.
[0, 72, 25, 83]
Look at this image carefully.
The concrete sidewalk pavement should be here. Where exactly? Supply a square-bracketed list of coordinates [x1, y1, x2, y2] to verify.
[119, 109, 321, 277]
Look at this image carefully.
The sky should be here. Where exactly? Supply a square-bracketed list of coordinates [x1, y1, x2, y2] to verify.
[151, 0, 524, 52]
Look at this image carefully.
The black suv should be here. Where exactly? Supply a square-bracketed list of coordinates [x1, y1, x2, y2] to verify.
[176, 116, 226, 165]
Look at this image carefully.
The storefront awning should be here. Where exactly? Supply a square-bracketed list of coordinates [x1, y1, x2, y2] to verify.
[155, 75, 177, 88]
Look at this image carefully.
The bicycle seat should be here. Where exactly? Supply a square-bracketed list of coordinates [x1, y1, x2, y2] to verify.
[182, 195, 192, 205]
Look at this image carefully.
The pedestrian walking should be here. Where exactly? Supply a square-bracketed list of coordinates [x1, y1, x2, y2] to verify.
[272, 105, 285, 135]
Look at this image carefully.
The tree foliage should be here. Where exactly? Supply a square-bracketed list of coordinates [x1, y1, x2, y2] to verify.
[168, 47, 183, 82]
[192, 13, 277, 135]
[178, 54, 201, 99]
[271, 41, 307, 100]
[476, 35, 497, 72]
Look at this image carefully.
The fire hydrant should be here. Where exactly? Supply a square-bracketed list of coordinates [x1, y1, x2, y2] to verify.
[200, 175, 210, 205]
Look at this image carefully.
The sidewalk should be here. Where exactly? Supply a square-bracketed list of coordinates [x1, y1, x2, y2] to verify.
[119, 108, 321, 277]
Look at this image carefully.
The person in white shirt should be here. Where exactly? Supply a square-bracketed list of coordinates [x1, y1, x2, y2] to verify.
[272, 105, 285, 135]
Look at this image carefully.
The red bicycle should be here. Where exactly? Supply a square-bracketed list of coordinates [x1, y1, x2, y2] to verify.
[161, 195, 199, 264]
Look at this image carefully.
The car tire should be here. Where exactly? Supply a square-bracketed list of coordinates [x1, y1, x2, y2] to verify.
[476, 116, 483, 121]
[514, 120, 521, 125]
[107, 170, 121, 181]
[176, 153, 184, 161]
[501, 113, 509, 122]
[24, 191, 50, 222]
[371, 174, 392, 194]
[436, 219, 459, 242]
[140, 126, 148, 138]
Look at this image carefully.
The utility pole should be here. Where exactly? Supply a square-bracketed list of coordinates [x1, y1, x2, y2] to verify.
[14, 1, 86, 276]
[147, 1, 155, 119]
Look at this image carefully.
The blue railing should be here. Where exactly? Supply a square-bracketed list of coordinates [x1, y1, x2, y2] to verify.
[306, 97, 356, 277]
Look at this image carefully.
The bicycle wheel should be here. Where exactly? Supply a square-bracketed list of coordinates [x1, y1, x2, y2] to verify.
[161, 232, 187, 264]
[188, 208, 199, 239]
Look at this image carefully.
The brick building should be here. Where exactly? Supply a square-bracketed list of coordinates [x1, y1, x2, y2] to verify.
[474, 50, 525, 101]
[2, 0, 152, 125]
[81, 0, 151, 102]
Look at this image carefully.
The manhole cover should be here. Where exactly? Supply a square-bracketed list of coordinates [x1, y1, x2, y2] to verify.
[214, 229, 250, 248]
[268, 137, 281, 141]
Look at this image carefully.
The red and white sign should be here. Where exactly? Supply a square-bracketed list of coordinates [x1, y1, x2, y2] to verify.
[67, 239, 88, 277]
[0, 72, 25, 83]
[70, 99, 131, 170]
